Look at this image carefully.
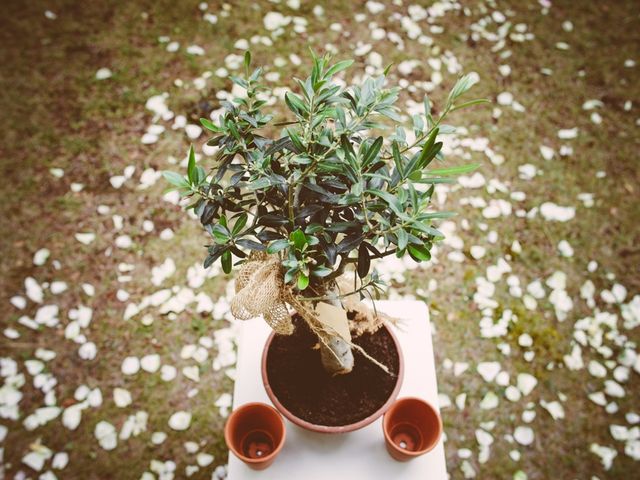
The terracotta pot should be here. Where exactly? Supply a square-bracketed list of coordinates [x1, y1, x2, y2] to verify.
[382, 397, 442, 461]
[224, 402, 286, 470]
[261, 324, 404, 434]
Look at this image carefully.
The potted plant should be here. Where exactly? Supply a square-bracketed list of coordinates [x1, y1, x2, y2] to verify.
[164, 51, 484, 433]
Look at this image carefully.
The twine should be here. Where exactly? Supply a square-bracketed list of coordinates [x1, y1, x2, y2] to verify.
[230, 252, 393, 374]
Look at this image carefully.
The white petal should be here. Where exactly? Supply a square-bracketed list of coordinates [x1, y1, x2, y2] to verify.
[95, 421, 117, 450]
[161, 365, 177, 382]
[33, 249, 51, 266]
[540, 400, 565, 420]
[168, 411, 192, 431]
[140, 354, 161, 373]
[52, 452, 69, 469]
[113, 388, 133, 408]
[75, 233, 96, 245]
[514, 426, 535, 445]
[121, 356, 140, 375]
[197, 453, 214, 467]
[517, 373, 538, 396]
[477, 362, 501, 382]
[95, 68, 113, 80]
[480, 391, 499, 410]
[182, 365, 200, 382]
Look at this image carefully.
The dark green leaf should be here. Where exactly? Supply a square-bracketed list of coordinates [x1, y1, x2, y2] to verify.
[357, 243, 370, 278]
[312, 266, 332, 277]
[266, 239, 290, 254]
[248, 177, 272, 191]
[285, 92, 307, 117]
[236, 239, 266, 251]
[258, 213, 290, 228]
[231, 213, 248, 236]
[221, 250, 232, 273]
[295, 205, 323, 219]
[337, 234, 364, 254]
[366, 189, 404, 217]
[361, 137, 383, 169]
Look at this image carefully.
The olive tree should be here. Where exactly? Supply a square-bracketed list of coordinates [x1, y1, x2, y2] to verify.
[164, 51, 485, 375]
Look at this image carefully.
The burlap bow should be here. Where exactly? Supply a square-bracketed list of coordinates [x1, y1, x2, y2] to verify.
[230, 252, 295, 335]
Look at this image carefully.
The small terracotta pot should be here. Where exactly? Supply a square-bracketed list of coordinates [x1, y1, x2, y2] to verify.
[262, 324, 404, 434]
[383, 397, 442, 461]
[224, 402, 286, 470]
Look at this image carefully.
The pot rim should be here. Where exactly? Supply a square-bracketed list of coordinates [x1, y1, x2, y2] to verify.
[224, 402, 286, 465]
[382, 396, 442, 457]
[261, 322, 404, 434]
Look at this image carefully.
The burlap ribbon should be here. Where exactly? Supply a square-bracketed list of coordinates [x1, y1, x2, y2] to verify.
[230, 252, 295, 335]
[230, 251, 393, 374]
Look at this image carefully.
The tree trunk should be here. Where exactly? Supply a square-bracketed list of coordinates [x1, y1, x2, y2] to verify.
[317, 286, 354, 375]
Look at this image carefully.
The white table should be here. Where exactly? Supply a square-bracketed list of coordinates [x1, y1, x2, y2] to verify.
[228, 300, 447, 480]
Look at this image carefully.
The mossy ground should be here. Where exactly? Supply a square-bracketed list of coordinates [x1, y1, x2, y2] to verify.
[1, 0, 639, 478]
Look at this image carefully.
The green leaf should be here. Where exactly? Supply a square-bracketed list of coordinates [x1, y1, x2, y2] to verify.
[450, 98, 490, 112]
[366, 189, 404, 217]
[290, 229, 307, 250]
[361, 137, 383, 169]
[221, 250, 232, 274]
[428, 163, 480, 176]
[163, 171, 188, 188]
[311, 266, 332, 277]
[448, 73, 478, 102]
[284, 267, 297, 284]
[408, 244, 431, 262]
[419, 211, 456, 220]
[391, 141, 404, 179]
[200, 118, 221, 132]
[287, 128, 305, 153]
[235, 239, 265, 251]
[411, 221, 444, 238]
[266, 239, 290, 254]
[248, 177, 272, 191]
[229, 75, 249, 89]
[187, 145, 196, 184]
[211, 224, 230, 244]
[337, 234, 364, 253]
[324, 59, 353, 78]
[417, 128, 439, 166]
[244, 50, 252, 72]
[285, 92, 307, 117]
[396, 229, 409, 251]
[423, 95, 431, 118]
[231, 213, 248, 237]
[297, 272, 310, 290]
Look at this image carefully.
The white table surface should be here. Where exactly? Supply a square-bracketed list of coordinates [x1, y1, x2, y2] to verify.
[228, 300, 447, 480]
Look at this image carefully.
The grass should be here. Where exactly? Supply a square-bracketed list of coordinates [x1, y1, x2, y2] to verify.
[1, 0, 639, 478]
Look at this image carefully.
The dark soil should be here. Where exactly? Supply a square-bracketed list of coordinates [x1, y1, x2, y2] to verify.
[265, 316, 400, 426]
